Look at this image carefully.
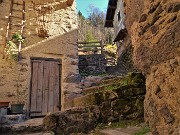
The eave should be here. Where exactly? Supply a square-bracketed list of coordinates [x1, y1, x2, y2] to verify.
[114, 29, 127, 42]
[104, 0, 118, 27]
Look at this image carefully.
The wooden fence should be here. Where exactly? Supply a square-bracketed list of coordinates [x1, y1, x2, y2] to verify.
[77, 40, 117, 66]
[77, 41, 104, 55]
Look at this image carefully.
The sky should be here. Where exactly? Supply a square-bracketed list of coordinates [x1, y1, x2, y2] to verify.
[76, 0, 109, 18]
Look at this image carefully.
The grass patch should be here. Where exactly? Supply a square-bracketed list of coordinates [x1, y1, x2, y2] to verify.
[96, 119, 144, 129]
[71, 119, 149, 135]
[133, 126, 150, 135]
[109, 119, 144, 129]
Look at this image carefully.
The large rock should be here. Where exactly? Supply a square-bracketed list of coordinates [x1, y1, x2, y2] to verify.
[144, 58, 180, 134]
[43, 106, 100, 134]
[43, 73, 146, 134]
[0, 118, 44, 135]
[122, 0, 180, 134]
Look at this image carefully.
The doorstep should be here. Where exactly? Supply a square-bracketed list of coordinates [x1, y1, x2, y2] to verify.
[0, 114, 26, 125]
[0, 118, 44, 134]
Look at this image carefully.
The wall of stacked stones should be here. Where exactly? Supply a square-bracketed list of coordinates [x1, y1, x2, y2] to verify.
[0, 0, 79, 110]
[78, 54, 106, 76]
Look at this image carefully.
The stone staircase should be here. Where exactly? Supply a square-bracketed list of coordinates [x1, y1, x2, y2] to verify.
[0, 118, 44, 135]
[0, 114, 26, 125]
[65, 73, 145, 109]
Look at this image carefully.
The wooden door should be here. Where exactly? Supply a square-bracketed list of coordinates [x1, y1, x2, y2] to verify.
[30, 58, 61, 117]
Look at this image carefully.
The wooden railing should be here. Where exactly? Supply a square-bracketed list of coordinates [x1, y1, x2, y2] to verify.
[77, 40, 104, 55]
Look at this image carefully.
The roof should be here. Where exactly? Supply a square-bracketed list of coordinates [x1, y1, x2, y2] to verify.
[114, 29, 127, 42]
[104, 0, 117, 27]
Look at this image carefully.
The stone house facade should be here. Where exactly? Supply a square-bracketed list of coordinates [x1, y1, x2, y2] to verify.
[0, 0, 79, 116]
[105, 0, 135, 73]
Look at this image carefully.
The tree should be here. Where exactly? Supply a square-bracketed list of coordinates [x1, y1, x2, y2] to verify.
[87, 5, 105, 27]
[85, 29, 97, 42]
[78, 11, 85, 20]
[78, 4, 114, 44]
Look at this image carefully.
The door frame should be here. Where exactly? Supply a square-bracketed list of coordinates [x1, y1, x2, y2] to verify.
[29, 57, 62, 117]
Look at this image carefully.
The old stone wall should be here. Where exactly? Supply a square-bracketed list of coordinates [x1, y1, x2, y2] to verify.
[0, 0, 77, 49]
[0, 60, 28, 103]
[0, 29, 79, 109]
[122, 0, 180, 134]
[65, 73, 146, 118]
[116, 35, 136, 74]
[145, 58, 180, 134]
[106, 37, 137, 75]
[123, 0, 144, 33]
[22, 30, 79, 109]
[43, 73, 146, 134]
[0, 0, 78, 111]
[78, 54, 106, 76]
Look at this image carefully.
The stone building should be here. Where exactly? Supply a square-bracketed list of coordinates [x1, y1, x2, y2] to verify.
[105, 0, 135, 73]
[0, 0, 80, 116]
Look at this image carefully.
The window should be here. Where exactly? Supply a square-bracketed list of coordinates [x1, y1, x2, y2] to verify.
[118, 11, 121, 21]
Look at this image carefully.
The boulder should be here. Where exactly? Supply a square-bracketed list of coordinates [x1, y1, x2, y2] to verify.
[123, 0, 180, 134]
[43, 106, 100, 134]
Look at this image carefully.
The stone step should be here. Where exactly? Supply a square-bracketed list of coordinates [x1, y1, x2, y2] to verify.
[0, 114, 26, 125]
[99, 127, 141, 135]
[18, 133, 52, 135]
[82, 72, 144, 95]
[0, 118, 44, 135]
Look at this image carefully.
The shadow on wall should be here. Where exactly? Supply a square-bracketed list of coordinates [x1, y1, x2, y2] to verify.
[106, 45, 138, 75]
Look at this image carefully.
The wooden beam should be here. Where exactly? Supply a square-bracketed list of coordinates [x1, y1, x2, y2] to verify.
[18, 0, 26, 61]
[100, 40, 103, 55]
[78, 49, 102, 52]
[108, 5, 117, 9]
[78, 45, 102, 48]
[105, 20, 113, 22]
[77, 41, 101, 44]
[67, 0, 74, 6]
[2, 0, 14, 59]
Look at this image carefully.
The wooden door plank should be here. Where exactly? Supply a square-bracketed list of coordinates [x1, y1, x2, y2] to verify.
[53, 62, 60, 111]
[36, 61, 43, 116]
[30, 58, 61, 116]
[30, 61, 38, 117]
[48, 61, 54, 113]
[42, 61, 50, 116]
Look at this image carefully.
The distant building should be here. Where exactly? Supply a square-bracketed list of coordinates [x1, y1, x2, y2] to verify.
[105, 0, 126, 42]
[105, 0, 135, 73]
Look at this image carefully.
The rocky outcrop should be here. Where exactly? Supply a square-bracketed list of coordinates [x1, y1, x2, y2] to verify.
[144, 58, 180, 135]
[116, 35, 136, 74]
[0, 118, 44, 135]
[43, 106, 100, 134]
[44, 73, 146, 134]
[130, 1, 180, 73]
[122, 0, 180, 134]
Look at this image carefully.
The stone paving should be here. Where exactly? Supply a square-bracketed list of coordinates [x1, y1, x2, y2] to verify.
[1, 117, 152, 135]
[99, 127, 141, 135]
[0, 118, 44, 135]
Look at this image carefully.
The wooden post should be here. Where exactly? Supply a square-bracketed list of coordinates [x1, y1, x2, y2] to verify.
[2, 0, 14, 59]
[77, 41, 104, 55]
[18, 0, 25, 61]
[100, 40, 103, 54]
